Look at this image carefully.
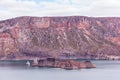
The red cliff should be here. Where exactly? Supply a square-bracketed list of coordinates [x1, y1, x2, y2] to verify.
[0, 16, 120, 60]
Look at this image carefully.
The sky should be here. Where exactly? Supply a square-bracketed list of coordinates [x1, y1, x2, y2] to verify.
[0, 0, 120, 20]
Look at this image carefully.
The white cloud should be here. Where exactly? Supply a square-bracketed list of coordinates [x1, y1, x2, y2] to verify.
[88, 0, 120, 16]
[0, 0, 120, 20]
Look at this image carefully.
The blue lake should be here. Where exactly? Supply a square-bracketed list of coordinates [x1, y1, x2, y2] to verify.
[0, 60, 120, 80]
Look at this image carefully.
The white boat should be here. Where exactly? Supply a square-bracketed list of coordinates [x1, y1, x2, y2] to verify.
[26, 61, 30, 66]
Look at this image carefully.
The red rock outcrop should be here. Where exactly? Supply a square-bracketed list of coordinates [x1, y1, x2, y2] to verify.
[32, 58, 96, 69]
[0, 16, 120, 60]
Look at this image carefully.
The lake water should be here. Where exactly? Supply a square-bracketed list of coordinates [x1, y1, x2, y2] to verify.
[0, 60, 120, 80]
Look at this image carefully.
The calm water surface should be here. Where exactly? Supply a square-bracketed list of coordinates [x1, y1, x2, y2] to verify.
[0, 60, 120, 80]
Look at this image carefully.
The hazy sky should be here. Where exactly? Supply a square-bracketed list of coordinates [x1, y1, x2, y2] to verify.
[0, 0, 120, 20]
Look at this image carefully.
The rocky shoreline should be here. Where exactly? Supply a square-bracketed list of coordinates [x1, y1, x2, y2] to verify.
[32, 58, 96, 70]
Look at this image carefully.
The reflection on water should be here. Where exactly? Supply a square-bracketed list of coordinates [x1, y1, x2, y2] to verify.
[0, 60, 120, 80]
[0, 60, 32, 69]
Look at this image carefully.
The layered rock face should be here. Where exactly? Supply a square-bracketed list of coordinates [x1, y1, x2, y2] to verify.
[0, 16, 120, 60]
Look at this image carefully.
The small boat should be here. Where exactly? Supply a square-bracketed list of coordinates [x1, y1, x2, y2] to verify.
[26, 61, 31, 66]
